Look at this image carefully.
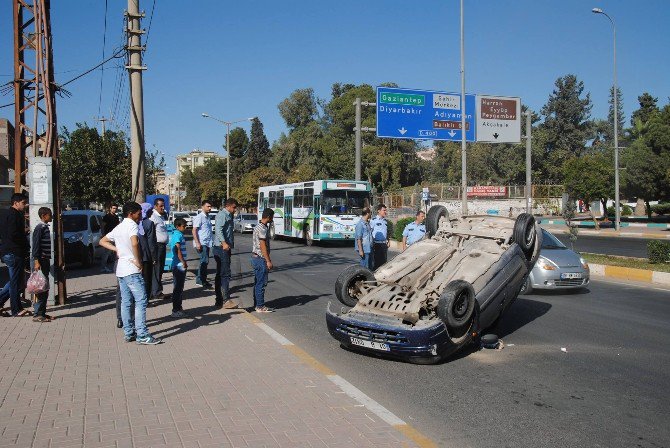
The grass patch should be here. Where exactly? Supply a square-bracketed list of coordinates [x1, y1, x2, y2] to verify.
[582, 253, 670, 273]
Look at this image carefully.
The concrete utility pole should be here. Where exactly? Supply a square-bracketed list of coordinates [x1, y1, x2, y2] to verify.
[126, 0, 146, 202]
[523, 111, 532, 213]
[96, 116, 108, 136]
[460, 0, 468, 215]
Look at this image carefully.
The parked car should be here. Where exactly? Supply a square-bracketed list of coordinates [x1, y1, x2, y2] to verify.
[234, 214, 258, 233]
[209, 209, 218, 227]
[326, 207, 542, 364]
[170, 212, 193, 228]
[63, 210, 105, 267]
[520, 228, 590, 294]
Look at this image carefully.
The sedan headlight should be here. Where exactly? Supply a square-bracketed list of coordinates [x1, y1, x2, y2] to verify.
[536, 256, 558, 270]
[580, 257, 589, 269]
[67, 233, 83, 243]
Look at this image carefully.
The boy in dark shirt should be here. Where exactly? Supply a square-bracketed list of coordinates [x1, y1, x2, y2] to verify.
[32, 207, 53, 322]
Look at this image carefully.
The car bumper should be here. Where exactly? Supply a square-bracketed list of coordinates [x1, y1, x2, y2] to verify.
[530, 270, 590, 290]
[64, 241, 86, 261]
[326, 303, 470, 361]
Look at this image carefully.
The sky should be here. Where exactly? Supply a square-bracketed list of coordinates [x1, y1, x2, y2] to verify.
[1, 0, 668, 174]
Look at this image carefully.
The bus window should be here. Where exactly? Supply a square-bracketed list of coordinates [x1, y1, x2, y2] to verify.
[304, 188, 314, 207]
[321, 190, 370, 215]
[294, 189, 304, 207]
[269, 191, 276, 208]
[277, 190, 284, 205]
[258, 192, 264, 208]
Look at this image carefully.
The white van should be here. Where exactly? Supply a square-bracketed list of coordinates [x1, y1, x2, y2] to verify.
[62, 210, 105, 267]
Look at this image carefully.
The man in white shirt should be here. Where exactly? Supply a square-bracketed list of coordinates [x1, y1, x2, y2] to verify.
[150, 198, 169, 300]
[100, 202, 162, 345]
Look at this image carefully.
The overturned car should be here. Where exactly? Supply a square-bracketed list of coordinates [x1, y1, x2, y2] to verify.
[326, 206, 542, 364]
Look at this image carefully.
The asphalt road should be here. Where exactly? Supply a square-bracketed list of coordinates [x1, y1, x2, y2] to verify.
[545, 230, 650, 258]
[227, 233, 670, 448]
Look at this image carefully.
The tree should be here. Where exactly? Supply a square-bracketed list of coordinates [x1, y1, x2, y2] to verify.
[232, 166, 286, 208]
[562, 153, 613, 217]
[608, 85, 625, 143]
[60, 124, 131, 205]
[245, 117, 271, 172]
[622, 141, 666, 218]
[226, 127, 248, 159]
[630, 92, 658, 126]
[539, 75, 593, 181]
[180, 159, 228, 207]
[277, 88, 319, 130]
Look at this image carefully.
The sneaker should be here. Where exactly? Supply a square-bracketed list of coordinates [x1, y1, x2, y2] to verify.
[170, 310, 188, 318]
[124, 334, 136, 342]
[202, 282, 213, 289]
[136, 335, 162, 345]
[117, 319, 123, 328]
[255, 306, 274, 313]
[223, 300, 238, 309]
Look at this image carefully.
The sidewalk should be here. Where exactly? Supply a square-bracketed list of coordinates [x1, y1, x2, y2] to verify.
[0, 269, 423, 447]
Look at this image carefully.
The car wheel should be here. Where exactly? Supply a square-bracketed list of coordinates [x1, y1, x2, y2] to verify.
[513, 213, 536, 258]
[82, 245, 95, 267]
[335, 265, 375, 307]
[426, 205, 449, 237]
[520, 276, 533, 295]
[437, 280, 476, 338]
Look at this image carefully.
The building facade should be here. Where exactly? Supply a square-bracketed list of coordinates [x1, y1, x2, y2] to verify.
[176, 149, 224, 173]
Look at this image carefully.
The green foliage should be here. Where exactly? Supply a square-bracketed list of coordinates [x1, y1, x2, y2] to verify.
[181, 158, 228, 207]
[232, 166, 286, 208]
[539, 75, 593, 181]
[606, 204, 633, 217]
[562, 153, 613, 213]
[227, 127, 249, 159]
[60, 124, 131, 204]
[393, 217, 414, 242]
[630, 92, 658, 126]
[561, 201, 579, 248]
[245, 118, 271, 172]
[651, 203, 670, 216]
[622, 140, 667, 217]
[278, 88, 318, 130]
[647, 240, 670, 264]
[386, 219, 394, 242]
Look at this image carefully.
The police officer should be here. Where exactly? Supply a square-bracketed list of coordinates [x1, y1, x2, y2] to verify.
[354, 207, 374, 270]
[371, 204, 389, 269]
[402, 210, 426, 251]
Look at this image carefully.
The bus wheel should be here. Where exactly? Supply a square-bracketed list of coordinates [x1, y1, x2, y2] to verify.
[305, 225, 314, 246]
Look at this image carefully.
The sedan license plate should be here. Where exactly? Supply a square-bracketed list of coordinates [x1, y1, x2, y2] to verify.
[561, 272, 583, 279]
[350, 337, 390, 352]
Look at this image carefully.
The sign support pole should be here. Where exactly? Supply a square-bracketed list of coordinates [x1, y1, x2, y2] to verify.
[460, 0, 468, 215]
[355, 97, 362, 181]
[524, 111, 532, 214]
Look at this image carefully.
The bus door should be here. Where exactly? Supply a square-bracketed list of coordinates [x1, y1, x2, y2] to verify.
[283, 197, 293, 236]
[313, 196, 320, 238]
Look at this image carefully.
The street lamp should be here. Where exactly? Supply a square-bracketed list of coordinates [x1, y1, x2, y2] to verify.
[592, 7, 620, 231]
[201, 113, 255, 200]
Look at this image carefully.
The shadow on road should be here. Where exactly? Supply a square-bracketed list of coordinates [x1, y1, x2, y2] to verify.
[493, 297, 553, 338]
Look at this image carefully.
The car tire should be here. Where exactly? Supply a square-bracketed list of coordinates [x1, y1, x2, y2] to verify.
[437, 280, 476, 338]
[513, 213, 536, 258]
[520, 276, 533, 295]
[426, 205, 449, 237]
[335, 265, 375, 307]
[82, 245, 95, 268]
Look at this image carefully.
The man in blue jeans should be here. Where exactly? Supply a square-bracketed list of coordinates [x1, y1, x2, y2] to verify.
[0, 193, 30, 316]
[192, 200, 213, 288]
[251, 208, 275, 313]
[213, 198, 238, 309]
[100, 202, 161, 345]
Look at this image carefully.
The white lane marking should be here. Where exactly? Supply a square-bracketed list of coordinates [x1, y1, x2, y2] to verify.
[255, 323, 294, 346]
[327, 374, 406, 426]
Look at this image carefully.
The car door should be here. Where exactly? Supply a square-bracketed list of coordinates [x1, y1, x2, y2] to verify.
[90, 215, 102, 254]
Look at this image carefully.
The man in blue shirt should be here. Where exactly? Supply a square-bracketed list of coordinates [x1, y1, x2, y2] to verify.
[370, 204, 389, 270]
[192, 200, 213, 288]
[402, 210, 426, 251]
[213, 198, 239, 309]
[354, 207, 373, 270]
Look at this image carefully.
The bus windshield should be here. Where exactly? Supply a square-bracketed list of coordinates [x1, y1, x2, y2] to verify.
[321, 190, 370, 215]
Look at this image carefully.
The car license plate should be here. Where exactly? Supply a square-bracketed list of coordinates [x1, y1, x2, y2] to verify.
[350, 337, 390, 351]
[561, 272, 583, 279]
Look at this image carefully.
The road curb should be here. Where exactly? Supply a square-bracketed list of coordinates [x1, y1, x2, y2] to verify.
[538, 219, 670, 229]
[590, 263, 670, 286]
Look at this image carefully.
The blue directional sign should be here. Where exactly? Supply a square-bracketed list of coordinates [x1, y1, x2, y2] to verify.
[376, 87, 476, 142]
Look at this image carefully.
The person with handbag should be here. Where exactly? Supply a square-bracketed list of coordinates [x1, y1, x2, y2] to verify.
[30, 207, 53, 322]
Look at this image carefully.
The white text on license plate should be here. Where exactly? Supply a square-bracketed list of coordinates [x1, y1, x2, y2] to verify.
[561, 272, 583, 279]
[350, 337, 390, 351]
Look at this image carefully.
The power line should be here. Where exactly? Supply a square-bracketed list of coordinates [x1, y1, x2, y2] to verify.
[97, 0, 109, 117]
[143, 0, 157, 54]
